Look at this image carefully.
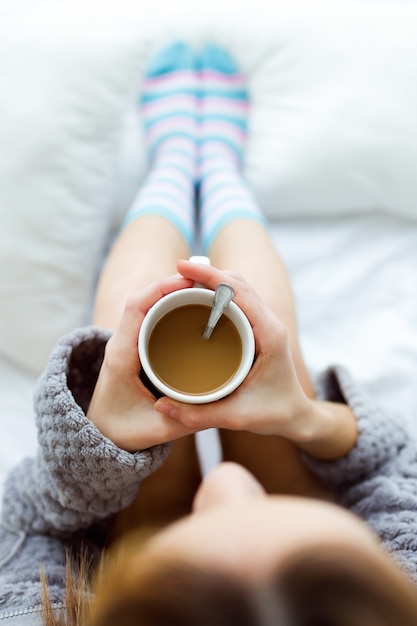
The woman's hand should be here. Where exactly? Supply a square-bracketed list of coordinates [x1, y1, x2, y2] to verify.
[87, 274, 199, 452]
[153, 261, 310, 437]
[154, 260, 358, 460]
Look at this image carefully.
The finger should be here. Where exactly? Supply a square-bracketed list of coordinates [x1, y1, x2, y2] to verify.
[99, 400, 199, 452]
[154, 393, 246, 431]
[127, 408, 198, 451]
[108, 275, 193, 371]
[177, 259, 283, 354]
[177, 259, 232, 290]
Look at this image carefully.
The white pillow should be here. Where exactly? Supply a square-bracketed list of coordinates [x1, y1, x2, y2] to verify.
[0, 6, 147, 374]
[237, 3, 417, 221]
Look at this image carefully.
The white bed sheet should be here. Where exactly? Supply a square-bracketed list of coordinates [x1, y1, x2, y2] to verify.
[273, 214, 417, 431]
[2, 213, 417, 502]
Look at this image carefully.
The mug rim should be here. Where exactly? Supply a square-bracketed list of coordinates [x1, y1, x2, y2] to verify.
[138, 288, 255, 404]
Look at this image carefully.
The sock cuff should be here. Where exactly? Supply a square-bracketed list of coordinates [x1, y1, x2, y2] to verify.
[201, 212, 268, 254]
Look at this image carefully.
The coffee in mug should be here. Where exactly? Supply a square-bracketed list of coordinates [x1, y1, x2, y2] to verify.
[138, 288, 255, 404]
[148, 303, 242, 395]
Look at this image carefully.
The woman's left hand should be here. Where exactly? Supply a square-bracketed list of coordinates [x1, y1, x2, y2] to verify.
[154, 260, 313, 440]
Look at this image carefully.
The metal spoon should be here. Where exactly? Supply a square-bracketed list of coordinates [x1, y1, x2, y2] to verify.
[202, 283, 235, 340]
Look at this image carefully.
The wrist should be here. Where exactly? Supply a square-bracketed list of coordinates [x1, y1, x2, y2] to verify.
[288, 398, 358, 460]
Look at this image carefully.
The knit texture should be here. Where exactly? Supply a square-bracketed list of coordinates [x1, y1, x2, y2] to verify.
[0, 326, 170, 616]
[310, 365, 417, 579]
[2, 327, 170, 536]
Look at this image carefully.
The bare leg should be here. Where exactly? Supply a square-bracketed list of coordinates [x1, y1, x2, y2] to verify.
[207, 220, 330, 498]
[208, 219, 314, 398]
[93, 216, 189, 330]
[197, 44, 313, 398]
[107, 435, 202, 545]
[93, 42, 198, 330]
[95, 43, 203, 539]
[197, 45, 324, 497]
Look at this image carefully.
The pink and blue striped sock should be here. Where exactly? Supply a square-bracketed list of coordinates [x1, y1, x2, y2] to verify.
[197, 44, 267, 254]
[123, 42, 197, 250]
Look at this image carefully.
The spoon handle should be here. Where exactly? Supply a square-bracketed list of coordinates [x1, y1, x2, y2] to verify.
[202, 283, 235, 340]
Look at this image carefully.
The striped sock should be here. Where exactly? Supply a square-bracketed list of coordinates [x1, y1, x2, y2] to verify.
[197, 44, 267, 254]
[122, 42, 197, 249]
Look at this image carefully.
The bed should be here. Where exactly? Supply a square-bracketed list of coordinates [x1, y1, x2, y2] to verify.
[1, 0, 417, 501]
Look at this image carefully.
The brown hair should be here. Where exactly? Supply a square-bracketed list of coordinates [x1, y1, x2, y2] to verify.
[91, 543, 417, 626]
[41, 549, 92, 626]
[42, 539, 417, 626]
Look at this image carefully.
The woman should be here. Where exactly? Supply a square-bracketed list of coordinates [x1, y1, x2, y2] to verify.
[1, 43, 417, 626]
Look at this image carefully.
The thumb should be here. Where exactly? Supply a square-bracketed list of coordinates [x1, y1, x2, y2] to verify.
[154, 395, 242, 431]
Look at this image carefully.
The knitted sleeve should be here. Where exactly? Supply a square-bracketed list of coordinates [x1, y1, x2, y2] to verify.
[0, 326, 171, 616]
[1, 326, 171, 536]
[304, 366, 417, 582]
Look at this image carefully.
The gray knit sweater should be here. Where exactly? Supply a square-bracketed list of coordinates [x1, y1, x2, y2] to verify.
[1, 326, 417, 625]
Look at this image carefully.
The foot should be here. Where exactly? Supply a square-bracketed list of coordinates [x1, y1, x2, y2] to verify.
[197, 43, 249, 170]
[122, 43, 198, 249]
[197, 45, 265, 253]
[141, 41, 198, 163]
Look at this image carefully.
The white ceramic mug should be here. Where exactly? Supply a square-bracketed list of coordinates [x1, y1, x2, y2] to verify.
[138, 267, 255, 404]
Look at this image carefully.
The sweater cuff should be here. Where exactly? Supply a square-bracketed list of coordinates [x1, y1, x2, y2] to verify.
[34, 324, 112, 419]
[303, 366, 408, 490]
